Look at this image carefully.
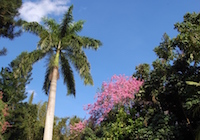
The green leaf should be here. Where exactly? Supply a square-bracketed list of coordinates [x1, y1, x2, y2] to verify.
[186, 81, 200, 86]
[60, 53, 76, 96]
[42, 65, 52, 95]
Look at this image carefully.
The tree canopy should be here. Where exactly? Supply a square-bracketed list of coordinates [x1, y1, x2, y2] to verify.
[0, 0, 22, 39]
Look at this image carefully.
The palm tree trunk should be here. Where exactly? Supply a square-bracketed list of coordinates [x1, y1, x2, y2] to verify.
[43, 66, 58, 140]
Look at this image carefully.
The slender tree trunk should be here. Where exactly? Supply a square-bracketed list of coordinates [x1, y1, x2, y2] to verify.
[43, 67, 58, 140]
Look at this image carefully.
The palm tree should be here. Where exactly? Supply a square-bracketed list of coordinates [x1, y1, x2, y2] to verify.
[22, 5, 102, 140]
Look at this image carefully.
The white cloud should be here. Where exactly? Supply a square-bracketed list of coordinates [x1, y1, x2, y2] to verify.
[19, 0, 70, 22]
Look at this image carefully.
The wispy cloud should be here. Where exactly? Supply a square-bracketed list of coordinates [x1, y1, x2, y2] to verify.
[19, 0, 70, 22]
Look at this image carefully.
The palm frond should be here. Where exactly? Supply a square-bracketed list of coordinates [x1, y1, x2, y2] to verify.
[42, 17, 59, 33]
[61, 34, 83, 50]
[22, 21, 47, 36]
[81, 36, 102, 50]
[59, 5, 74, 38]
[68, 50, 93, 85]
[68, 20, 85, 34]
[29, 49, 46, 63]
[60, 53, 76, 96]
[37, 33, 53, 52]
[42, 53, 60, 95]
[42, 65, 52, 95]
[62, 35, 102, 51]
[11, 49, 46, 78]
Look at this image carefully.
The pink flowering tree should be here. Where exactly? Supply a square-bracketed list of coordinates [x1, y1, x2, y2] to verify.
[84, 75, 143, 124]
[70, 120, 87, 138]
[70, 75, 143, 135]
[0, 91, 10, 138]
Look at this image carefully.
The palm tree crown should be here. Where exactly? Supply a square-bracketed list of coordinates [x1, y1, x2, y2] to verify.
[22, 5, 102, 96]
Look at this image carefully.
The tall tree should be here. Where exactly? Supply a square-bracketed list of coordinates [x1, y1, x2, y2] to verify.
[22, 5, 102, 140]
[0, 54, 33, 139]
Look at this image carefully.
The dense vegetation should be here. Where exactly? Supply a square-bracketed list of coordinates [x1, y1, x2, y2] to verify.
[0, 1, 200, 139]
[69, 13, 200, 140]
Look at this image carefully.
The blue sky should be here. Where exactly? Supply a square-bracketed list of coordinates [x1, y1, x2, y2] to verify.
[1, 0, 200, 119]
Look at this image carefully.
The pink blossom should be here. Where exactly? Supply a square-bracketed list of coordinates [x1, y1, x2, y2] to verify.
[70, 75, 143, 135]
[0, 91, 10, 134]
[1, 121, 10, 134]
[70, 120, 86, 136]
[0, 91, 3, 99]
[3, 104, 9, 117]
[85, 75, 143, 124]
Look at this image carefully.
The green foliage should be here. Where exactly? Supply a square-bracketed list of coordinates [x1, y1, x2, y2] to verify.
[60, 53, 75, 96]
[12, 102, 38, 140]
[0, 48, 7, 56]
[133, 63, 150, 81]
[102, 107, 133, 139]
[11, 50, 45, 77]
[186, 81, 200, 87]
[37, 101, 47, 128]
[0, 0, 22, 39]
[59, 5, 73, 38]
[53, 117, 69, 140]
[80, 127, 101, 140]
[43, 63, 53, 95]
[0, 67, 30, 105]
[98, 105, 175, 140]
[0, 55, 43, 139]
[132, 12, 200, 139]
[154, 33, 175, 61]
